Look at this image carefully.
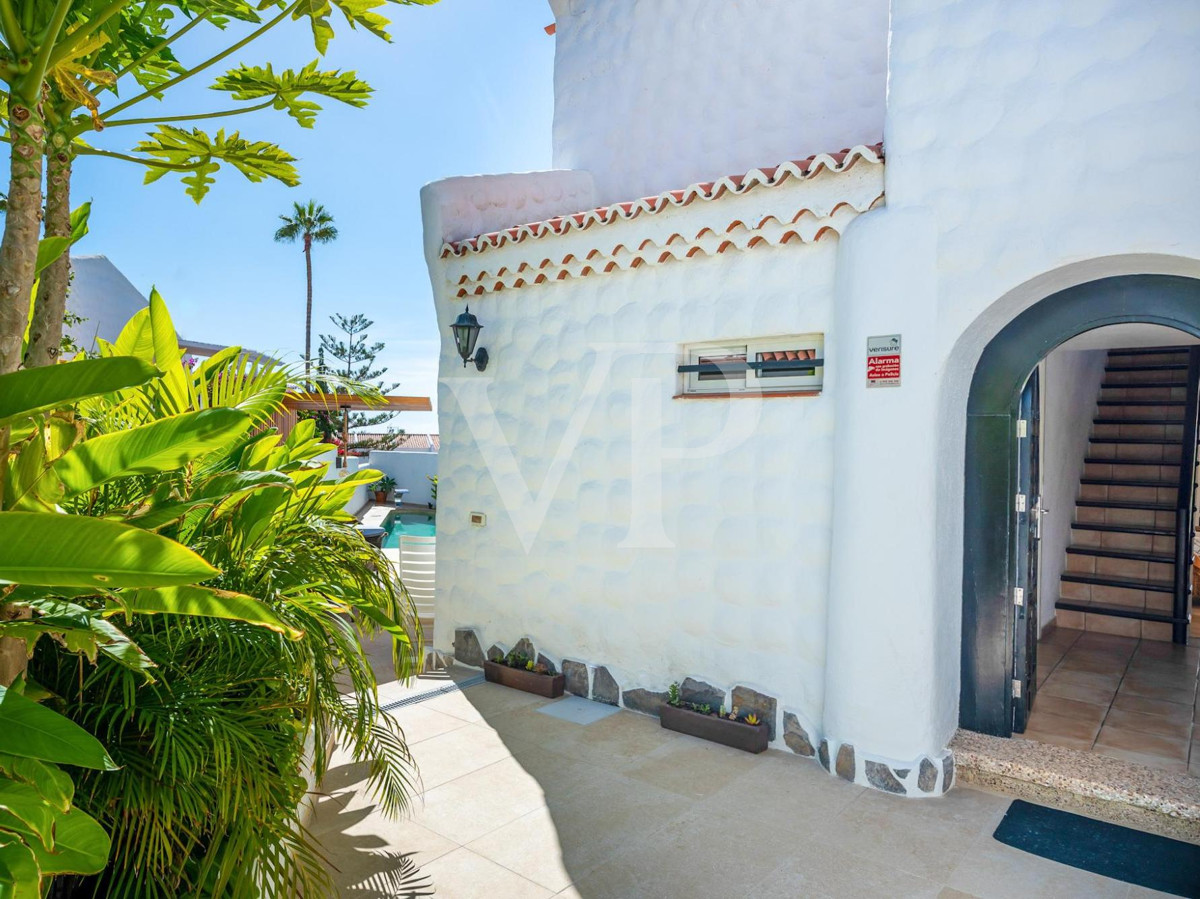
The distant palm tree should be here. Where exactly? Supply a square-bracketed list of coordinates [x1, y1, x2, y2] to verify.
[274, 200, 338, 378]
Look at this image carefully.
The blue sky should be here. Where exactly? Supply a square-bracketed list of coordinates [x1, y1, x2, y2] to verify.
[72, 0, 556, 433]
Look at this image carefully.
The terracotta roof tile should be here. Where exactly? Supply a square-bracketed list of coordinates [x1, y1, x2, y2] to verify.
[441, 142, 884, 259]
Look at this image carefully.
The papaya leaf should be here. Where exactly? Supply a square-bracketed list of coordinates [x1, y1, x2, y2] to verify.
[133, 127, 298, 203]
[212, 61, 372, 127]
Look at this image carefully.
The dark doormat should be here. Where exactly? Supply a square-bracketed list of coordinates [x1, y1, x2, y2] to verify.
[993, 799, 1200, 897]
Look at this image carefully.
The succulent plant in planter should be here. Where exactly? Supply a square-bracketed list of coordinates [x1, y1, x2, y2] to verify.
[661, 682, 769, 753]
[483, 648, 565, 697]
[373, 475, 397, 503]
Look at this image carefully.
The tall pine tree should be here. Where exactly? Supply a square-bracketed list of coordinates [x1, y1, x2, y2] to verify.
[317, 313, 402, 448]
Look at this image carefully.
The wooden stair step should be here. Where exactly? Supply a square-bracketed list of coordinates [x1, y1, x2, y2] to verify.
[1070, 522, 1174, 536]
[1065, 546, 1174, 564]
[1060, 572, 1173, 593]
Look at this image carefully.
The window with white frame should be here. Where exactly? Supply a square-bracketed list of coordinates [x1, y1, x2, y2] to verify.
[679, 334, 824, 395]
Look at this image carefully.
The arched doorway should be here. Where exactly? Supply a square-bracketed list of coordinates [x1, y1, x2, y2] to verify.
[959, 274, 1200, 737]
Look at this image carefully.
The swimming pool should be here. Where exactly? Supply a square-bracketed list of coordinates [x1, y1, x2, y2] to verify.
[382, 512, 436, 548]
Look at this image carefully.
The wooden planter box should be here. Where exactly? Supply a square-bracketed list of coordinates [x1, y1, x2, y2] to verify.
[659, 703, 769, 753]
[483, 660, 565, 698]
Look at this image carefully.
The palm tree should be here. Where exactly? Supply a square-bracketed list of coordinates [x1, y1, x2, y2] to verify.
[274, 200, 338, 379]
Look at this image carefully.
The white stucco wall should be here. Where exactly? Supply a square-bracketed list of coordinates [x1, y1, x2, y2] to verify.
[366, 450, 439, 506]
[431, 238, 841, 735]
[846, 0, 1200, 759]
[548, 0, 888, 204]
[420, 0, 1200, 789]
[1037, 348, 1107, 632]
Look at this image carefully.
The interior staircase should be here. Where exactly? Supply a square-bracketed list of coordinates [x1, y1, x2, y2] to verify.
[1055, 346, 1197, 641]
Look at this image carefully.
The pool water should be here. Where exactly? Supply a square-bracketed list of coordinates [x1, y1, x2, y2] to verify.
[382, 513, 436, 547]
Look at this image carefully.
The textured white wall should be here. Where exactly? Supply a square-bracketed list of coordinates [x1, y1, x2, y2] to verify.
[429, 236, 842, 737]
[548, 0, 888, 204]
[882, 0, 1200, 753]
[1037, 349, 1107, 632]
[420, 0, 1200, 782]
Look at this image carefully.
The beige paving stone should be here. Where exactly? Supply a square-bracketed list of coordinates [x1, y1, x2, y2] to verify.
[465, 807, 575, 893]
[811, 782, 1012, 882]
[620, 728, 763, 798]
[406, 722, 515, 791]
[379, 703, 471, 746]
[422, 680, 549, 724]
[944, 835, 1134, 899]
[420, 847, 555, 899]
[762, 847, 945, 899]
[415, 757, 551, 844]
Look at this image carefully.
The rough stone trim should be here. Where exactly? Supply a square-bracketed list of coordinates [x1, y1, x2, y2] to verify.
[448, 626, 956, 797]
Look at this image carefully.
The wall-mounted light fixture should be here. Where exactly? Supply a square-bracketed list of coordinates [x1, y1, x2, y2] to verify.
[450, 306, 488, 371]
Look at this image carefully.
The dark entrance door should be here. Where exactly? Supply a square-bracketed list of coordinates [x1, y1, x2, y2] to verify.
[1012, 368, 1041, 732]
[961, 274, 1200, 738]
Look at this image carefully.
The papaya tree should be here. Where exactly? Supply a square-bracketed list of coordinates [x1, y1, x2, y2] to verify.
[0, 0, 437, 372]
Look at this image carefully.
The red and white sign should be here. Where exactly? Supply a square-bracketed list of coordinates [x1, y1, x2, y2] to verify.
[866, 334, 901, 388]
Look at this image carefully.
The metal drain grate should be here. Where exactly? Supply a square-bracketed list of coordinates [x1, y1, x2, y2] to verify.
[379, 674, 486, 713]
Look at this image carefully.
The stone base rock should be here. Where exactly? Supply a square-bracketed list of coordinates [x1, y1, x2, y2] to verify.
[918, 758, 938, 793]
[452, 628, 485, 668]
[536, 653, 557, 675]
[680, 677, 724, 710]
[486, 644, 505, 662]
[731, 686, 778, 740]
[623, 688, 668, 717]
[562, 659, 588, 696]
[835, 743, 855, 781]
[592, 666, 619, 705]
[513, 637, 536, 661]
[865, 760, 906, 795]
[782, 712, 815, 757]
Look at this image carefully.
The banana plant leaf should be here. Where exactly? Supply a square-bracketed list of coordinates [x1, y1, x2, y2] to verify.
[0, 687, 116, 770]
[0, 513, 218, 588]
[0, 358, 159, 426]
[51, 408, 252, 497]
[109, 586, 302, 639]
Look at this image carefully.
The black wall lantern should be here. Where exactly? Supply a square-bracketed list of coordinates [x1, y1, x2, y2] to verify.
[450, 306, 488, 371]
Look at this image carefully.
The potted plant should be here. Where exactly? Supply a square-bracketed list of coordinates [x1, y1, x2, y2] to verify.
[483, 649, 565, 698]
[427, 474, 438, 510]
[659, 682, 769, 753]
[372, 475, 397, 503]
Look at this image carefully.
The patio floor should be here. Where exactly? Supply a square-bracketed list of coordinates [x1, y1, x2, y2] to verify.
[313, 667, 1177, 898]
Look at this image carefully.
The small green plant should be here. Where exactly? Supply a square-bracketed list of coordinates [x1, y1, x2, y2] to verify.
[728, 706, 739, 721]
[744, 713, 761, 726]
[525, 660, 535, 671]
[504, 649, 532, 669]
[373, 475, 398, 493]
[428, 474, 438, 506]
[667, 682, 681, 707]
